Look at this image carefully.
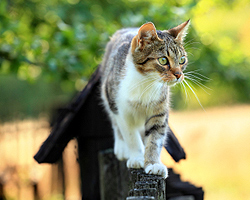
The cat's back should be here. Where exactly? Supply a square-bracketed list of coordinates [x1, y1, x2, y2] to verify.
[101, 27, 138, 78]
[110, 27, 138, 42]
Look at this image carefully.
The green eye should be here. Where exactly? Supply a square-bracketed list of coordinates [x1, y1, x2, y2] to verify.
[158, 57, 169, 65]
[179, 56, 186, 65]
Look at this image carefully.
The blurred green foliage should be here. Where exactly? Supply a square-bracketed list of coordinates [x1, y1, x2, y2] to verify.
[0, 0, 250, 121]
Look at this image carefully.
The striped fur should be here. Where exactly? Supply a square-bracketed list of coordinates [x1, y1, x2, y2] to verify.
[100, 21, 190, 178]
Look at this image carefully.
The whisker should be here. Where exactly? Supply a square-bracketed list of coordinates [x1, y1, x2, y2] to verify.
[193, 72, 211, 81]
[185, 76, 212, 95]
[186, 60, 195, 66]
[185, 47, 201, 51]
[184, 39, 200, 48]
[148, 82, 159, 103]
[185, 49, 194, 57]
[184, 73, 209, 82]
[186, 79, 197, 92]
[181, 81, 189, 103]
[184, 71, 211, 81]
[138, 80, 158, 102]
[147, 82, 162, 114]
[128, 77, 157, 93]
[183, 79, 205, 111]
[185, 75, 212, 90]
[187, 52, 194, 57]
[184, 69, 203, 73]
[129, 78, 156, 91]
[183, 38, 195, 46]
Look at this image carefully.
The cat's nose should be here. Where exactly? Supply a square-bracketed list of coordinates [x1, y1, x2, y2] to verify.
[174, 72, 183, 80]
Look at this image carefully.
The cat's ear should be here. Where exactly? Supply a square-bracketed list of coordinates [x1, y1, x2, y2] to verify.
[168, 20, 190, 43]
[132, 22, 162, 51]
[138, 22, 158, 40]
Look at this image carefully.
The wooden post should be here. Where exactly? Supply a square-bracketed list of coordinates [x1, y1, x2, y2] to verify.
[127, 169, 166, 200]
[99, 149, 130, 200]
[98, 149, 166, 200]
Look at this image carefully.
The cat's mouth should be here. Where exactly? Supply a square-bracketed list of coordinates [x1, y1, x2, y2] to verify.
[161, 73, 184, 86]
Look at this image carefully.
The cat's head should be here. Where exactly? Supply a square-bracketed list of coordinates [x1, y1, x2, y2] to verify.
[131, 20, 190, 85]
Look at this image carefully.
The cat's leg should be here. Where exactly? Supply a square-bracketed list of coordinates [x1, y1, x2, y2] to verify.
[144, 117, 168, 178]
[113, 124, 129, 160]
[125, 129, 145, 169]
[117, 119, 145, 168]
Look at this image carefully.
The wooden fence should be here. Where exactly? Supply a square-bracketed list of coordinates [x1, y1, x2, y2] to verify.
[0, 119, 81, 200]
[0, 119, 203, 200]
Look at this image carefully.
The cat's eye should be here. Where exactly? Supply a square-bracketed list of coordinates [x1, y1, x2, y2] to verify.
[179, 56, 186, 65]
[158, 57, 169, 65]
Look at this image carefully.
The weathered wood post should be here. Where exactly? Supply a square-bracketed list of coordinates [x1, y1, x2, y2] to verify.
[127, 169, 165, 200]
[98, 149, 166, 200]
[98, 149, 130, 200]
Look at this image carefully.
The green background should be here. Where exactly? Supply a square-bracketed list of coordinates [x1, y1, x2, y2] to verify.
[1, 0, 250, 121]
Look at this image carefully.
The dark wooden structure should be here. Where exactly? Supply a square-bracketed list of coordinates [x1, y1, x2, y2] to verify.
[99, 149, 166, 200]
[34, 66, 204, 200]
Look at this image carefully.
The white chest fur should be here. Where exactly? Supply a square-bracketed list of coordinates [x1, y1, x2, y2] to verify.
[116, 53, 164, 128]
[118, 54, 163, 103]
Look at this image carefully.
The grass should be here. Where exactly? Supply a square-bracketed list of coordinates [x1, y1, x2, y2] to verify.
[161, 104, 250, 200]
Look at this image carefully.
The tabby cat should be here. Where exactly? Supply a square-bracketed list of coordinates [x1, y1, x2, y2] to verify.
[100, 20, 190, 178]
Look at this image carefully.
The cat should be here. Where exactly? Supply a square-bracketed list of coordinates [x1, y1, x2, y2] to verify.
[100, 20, 190, 178]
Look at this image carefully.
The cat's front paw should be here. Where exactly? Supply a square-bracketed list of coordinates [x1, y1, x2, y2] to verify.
[114, 140, 129, 161]
[127, 156, 144, 169]
[145, 163, 168, 178]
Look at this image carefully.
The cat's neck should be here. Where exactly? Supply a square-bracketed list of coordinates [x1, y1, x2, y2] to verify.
[118, 53, 167, 105]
